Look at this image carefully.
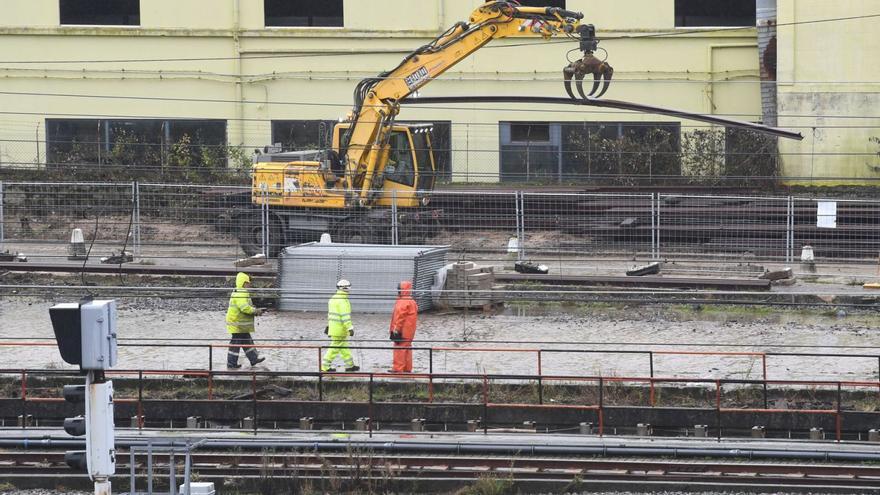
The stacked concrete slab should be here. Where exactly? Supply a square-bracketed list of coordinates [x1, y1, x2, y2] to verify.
[441, 261, 501, 309]
[278, 242, 448, 313]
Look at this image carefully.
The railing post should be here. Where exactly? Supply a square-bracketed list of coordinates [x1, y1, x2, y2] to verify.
[715, 380, 722, 441]
[169, 450, 177, 495]
[208, 345, 213, 371]
[598, 377, 604, 436]
[836, 382, 842, 442]
[147, 441, 153, 495]
[762, 354, 767, 381]
[138, 370, 144, 429]
[429, 348, 433, 374]
[368, 373, 374, 438]
[251, 371, 258, 433]
[318, 372, 323, 402]
[537, 350, 542, 376]
[19, 371, 26, 430]
[482, 375, 489, 435]
[129, 449, 136, 494]
[648, 351, 654, 377]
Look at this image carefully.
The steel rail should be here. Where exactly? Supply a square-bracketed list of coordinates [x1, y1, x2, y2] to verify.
[402, 96, 805, 141]
[0, 263, 771, 291]
[2, 450, 880, 489]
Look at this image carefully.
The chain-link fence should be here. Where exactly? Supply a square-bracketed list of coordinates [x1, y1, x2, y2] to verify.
[1, 181, 879, 264]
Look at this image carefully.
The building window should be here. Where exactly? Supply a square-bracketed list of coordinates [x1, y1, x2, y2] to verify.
[675, 0, 755, 27]
[271, 120, 337, 151]
[510, 123, 551, 143]
[60, 0, 140, 26]
[265, 0, 343, 27]
[46, 119, 227, 169]
[514, 0, 566, 8]
[500, 121, 681, 182]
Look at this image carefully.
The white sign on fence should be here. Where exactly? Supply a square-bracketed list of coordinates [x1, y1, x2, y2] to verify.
[816, 201, 837, 229]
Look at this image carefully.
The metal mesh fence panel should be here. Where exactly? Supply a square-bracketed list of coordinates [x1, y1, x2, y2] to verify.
[136, 183, 248, 260]
[7, 182, 880, 264]
[0, 182, 135, 261]
[522, 192, 654, 265]
[417, 190, 518, 261]
[793, 198, 880, 261]
[657, 194, 790, 261]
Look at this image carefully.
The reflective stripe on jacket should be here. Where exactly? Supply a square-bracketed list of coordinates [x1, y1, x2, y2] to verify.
[327, 290, 353, 338]
[226, 273, 256, 333]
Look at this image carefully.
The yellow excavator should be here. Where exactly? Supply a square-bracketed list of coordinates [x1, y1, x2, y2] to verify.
[237, 1, 608, 255]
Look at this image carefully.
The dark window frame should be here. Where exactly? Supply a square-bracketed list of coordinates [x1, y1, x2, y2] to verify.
[46, 118, 228, 168]
[674, 0, 756, 28]
[513, 0, 566, 8]
[264, 0, 344, 28]
[510, 123, 551, 144]
[59, 0, 141, 26]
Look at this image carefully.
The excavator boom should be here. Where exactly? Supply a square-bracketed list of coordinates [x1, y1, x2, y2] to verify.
[339, 2, 603, 205]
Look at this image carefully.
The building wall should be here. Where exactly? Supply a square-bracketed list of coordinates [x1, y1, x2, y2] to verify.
[0, 0, 761, 181]
[777, 0, 880, 184]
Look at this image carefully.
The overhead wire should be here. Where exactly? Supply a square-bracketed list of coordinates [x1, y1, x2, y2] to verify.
[1, 12, 878, 66]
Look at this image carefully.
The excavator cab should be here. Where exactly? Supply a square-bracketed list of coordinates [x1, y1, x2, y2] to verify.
[332, 123, 436, 208]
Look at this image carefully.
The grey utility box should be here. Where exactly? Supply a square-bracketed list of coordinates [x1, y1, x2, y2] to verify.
[279, 242, 448, 313]
[80, 300, 118, 370]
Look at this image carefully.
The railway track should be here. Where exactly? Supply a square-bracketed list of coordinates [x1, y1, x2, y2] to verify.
[0, 262, 771, 291]
[2, 449, 879, 490]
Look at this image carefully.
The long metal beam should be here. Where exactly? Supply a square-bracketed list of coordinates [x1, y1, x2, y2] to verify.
[401, 96, 804, 141]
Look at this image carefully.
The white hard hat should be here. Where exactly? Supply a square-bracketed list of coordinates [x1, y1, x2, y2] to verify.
[336, 279, 351, 290]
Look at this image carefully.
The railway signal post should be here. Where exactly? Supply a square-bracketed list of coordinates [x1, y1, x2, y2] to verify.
[50, 299, 119, 495]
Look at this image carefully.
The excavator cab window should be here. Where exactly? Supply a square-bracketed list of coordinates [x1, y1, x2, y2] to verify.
[384, 131, 416, 187]
[412, 131, 435, 191]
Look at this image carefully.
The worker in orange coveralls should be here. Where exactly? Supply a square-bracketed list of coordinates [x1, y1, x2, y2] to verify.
[389, 280, 418, 373]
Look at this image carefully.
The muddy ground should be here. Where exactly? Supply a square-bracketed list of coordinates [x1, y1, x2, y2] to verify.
[1, 271, 878, 382]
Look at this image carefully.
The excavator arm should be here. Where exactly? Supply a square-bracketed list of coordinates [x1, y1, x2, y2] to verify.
[340, 2, 602, 206]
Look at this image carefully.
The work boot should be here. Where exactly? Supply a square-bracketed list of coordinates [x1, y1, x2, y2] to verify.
[227, 363, 242, 369]
[345, 365, 360, 372]
[251, 356, 266, 366]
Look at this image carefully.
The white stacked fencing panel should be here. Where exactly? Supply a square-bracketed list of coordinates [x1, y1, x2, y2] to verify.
[656, 194, 791, 261]
[521, 192, 655, 268]
[0, 182, 135, 261]
[136, 183, 250, 260]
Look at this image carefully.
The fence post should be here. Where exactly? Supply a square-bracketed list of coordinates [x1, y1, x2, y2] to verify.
[261, 190, 269, 258]
[391, 189, 398, 245]
[517, 191, 525, 260]
[0, 181, 4, 246]
[785, 196, 794, 263]
[654, 193, 661, 259]
[132, 181, 141, 256]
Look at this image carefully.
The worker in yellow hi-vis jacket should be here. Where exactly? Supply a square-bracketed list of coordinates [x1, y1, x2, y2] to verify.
[226, 272, 266, 369]
[322, 279, 359, 372]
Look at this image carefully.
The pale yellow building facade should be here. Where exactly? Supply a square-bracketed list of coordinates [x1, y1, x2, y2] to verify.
[0, 0, 790, 182]
[776, 0, 880, 184]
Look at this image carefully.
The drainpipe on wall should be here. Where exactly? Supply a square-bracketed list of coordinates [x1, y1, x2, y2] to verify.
[233, 0, 244, 147]
[437, 1, 445, 32]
